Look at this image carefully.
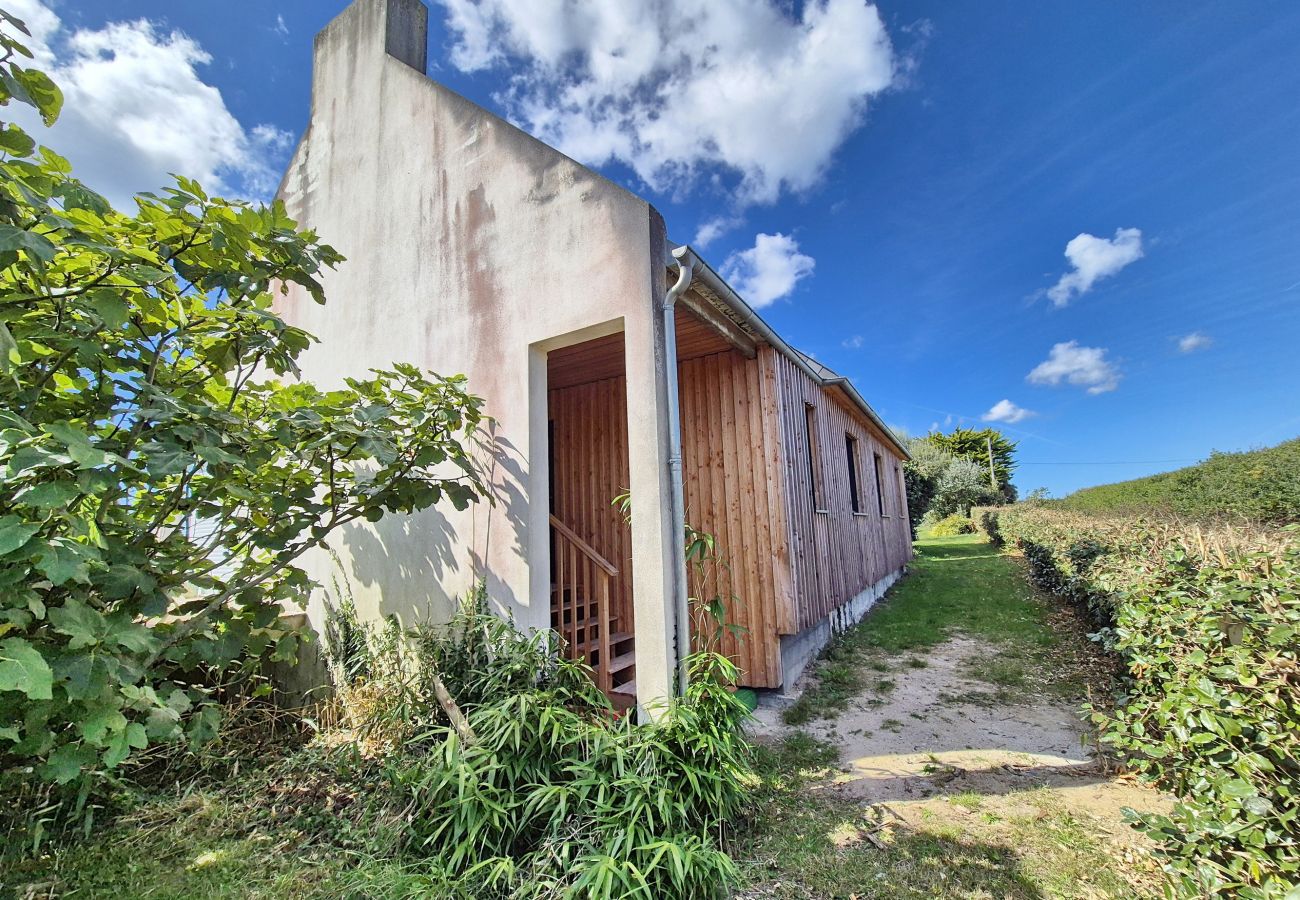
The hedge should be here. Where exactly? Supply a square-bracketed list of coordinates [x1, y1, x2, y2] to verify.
[991, 505, 1300, 898]
[1057, 437, 1300, 524]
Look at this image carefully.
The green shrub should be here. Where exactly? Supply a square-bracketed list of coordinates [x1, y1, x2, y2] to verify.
[327, 600, 753, 899]
[1059, 437, 1300, 524]
[0, 18, 490, 842]
[998, 506, 1300, 897]
[929, 514, 976, 537]
[970, 507, 1004, 547]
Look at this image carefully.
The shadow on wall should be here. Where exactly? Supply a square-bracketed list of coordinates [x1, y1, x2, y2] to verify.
[338, 422, 537, 626]
[340, 505, 460, 625]
[469, 423, 530, 619]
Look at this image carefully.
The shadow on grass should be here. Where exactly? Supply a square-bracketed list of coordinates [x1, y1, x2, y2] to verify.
[739, 775, 1052, 899]
[913, 535, 1002, 562]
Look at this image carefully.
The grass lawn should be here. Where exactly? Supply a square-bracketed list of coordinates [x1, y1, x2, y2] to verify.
[781, 531, 1100, 726]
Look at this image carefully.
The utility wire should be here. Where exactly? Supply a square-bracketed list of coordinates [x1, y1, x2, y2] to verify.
[1017, 459, 1199, 466]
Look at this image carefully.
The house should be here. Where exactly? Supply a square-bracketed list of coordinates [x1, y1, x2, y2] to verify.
[274, 0, 912, 709]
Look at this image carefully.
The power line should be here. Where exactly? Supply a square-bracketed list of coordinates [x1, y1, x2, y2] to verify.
[1017, 459, 1200, 466]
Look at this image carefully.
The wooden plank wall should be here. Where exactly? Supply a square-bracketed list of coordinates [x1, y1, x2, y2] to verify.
[547, 336, 908, 688]
[771, 350, 914, 633]
[677, 348, 791, 688]
[547, 376, 634, 634]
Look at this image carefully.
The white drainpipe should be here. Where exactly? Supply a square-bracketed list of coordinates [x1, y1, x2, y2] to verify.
[662, 244, 696, 694]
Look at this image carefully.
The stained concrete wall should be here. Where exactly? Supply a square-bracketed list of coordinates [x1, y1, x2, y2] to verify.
[274, 0, 681, 704]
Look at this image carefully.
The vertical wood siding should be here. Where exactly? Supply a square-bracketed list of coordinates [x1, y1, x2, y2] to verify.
[771, 350, 913, 633]
[548, 376, 635, 634]
[677, 348, 791, 688]
[547, 343, 909, 688]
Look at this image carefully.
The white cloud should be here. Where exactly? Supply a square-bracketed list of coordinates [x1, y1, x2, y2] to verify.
[1046, 227, 1144, 307]
[842, 334, 864, 349]
[273, 14, 289, 39]
[982, 399, 1034, 424]
[693, 215, 740, 248]
[1177, 331, 1212, 353]
[5, 0, 292, 209]
[1026, 341, 1121, 394]
[435, 0, 895, 206]
[721, 232, 815, 308]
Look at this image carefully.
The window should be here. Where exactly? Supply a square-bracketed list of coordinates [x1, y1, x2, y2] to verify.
[845, 434, 862, 513]
[873, 452, 887, 516]
[804, 403, 823, 509]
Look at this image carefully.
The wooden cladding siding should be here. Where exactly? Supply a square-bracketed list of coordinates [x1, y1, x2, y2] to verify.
[771, 350, 913, 634]
[547, 376, 634, 641]
[677, 347, 791, 688]
[546, 337, 908, 689]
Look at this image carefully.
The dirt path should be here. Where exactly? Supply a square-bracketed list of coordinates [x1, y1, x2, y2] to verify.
[753, 634, 1159, 827]
[741, 534, 1170, 898]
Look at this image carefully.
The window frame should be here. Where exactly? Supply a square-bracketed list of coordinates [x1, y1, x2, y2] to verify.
[873, 451, 888, 517]
[804, 403, 826, 512]
[845, 433, 862, 514]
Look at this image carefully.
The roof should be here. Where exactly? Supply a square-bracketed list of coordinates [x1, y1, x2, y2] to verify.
[666, 243, 910, 460]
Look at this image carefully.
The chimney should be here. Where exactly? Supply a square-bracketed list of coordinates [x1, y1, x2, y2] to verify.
[312, 0, 428, 81]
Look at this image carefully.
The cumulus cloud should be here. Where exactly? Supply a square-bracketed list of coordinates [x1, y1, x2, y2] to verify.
[1177, 331, 1212, 353]
[435, 0, 895, 205]
[982, 399, 1034, 424]
[5, 0, 293, 209]
[1026, 341, 1121, 394]
[1046, 227, 1144, 307]
[721, 233, 815, 308]
[693, 215, 741, 248]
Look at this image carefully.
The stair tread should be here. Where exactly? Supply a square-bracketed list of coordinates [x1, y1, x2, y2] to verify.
[610, 679, 636, 696]
[608, 631, 633, 645]
[607, 651, 636, 674]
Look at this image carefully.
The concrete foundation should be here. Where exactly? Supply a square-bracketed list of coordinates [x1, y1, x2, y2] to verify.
[777, 568, 906, 694]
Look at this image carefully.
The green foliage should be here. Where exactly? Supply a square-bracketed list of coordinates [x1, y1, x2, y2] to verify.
[998, 505, 1300, 897]
[904, 432, 1009, 528]
[902, 437, 952, 537]
[0, 15, 489, 818]
[1060, 437, 1300, 524]
[930, 457, 999, 518]
[326, 600, 753, 899]
[927, 513, 976, 537]
[970, 506, 1004, 547]
[925, 427, 1017, 501]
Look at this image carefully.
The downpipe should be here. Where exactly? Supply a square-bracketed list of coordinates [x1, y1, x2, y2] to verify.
[662, 244, 695, 694]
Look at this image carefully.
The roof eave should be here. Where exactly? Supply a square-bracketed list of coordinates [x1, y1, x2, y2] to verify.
[667, 244, 910, 460]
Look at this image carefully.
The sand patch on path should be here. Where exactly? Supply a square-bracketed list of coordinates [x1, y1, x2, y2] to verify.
[750, 635, 1167, 828]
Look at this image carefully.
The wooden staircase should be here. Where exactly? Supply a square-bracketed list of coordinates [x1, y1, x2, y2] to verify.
[549, 515, 635, 704]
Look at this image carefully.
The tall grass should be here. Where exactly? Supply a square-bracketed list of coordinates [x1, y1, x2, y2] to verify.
[323, 594, 755, 899]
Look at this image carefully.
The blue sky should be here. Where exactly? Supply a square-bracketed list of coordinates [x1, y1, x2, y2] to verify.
[12, 0, 1300, 495]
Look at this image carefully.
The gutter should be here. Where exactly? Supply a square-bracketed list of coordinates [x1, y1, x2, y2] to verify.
[672, 246, 910, 460]
[661, 245, 696, 694]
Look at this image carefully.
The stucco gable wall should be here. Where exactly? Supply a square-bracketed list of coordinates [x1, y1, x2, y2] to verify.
[274, 0, 663, 640]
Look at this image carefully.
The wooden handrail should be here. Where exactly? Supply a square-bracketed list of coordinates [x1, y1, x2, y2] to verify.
[549, 514, 618, 576]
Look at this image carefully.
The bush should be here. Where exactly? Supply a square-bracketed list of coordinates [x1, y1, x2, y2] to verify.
[0, 18, 490, 839]
[930, 458, 999, 518]
[928, 514, 976, 537]
[1059, 437, 1300, 524]
[903, 438, 953, 538]
[326, 599, 754, 899]
[998, 506, 1300, 897]
[970, 506, 1003, 547]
